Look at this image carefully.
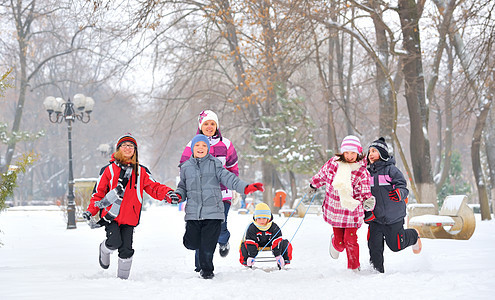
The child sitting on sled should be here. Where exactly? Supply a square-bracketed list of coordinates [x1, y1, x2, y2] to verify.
[239, 203, 293, 269]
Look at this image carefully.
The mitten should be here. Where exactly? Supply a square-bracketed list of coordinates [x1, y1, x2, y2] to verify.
[245, 183, 264, 194]
[389, 188, 401, 202]
[364, 211, 375, 224]
[363, 196, 376, 211]
[82, 211, 92, 221]
[275, 255, 285, 268]
[165, 190, 181, 204]
[246, 257, 255, 267]
[306, 184, 317, 197]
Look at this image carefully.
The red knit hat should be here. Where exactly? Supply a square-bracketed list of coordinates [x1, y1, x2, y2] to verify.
[116, 133, 138, 151]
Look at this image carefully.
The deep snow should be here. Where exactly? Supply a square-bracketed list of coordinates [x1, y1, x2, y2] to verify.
[0, 204, 494, 299]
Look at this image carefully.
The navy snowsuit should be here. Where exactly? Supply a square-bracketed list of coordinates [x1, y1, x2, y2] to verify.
[367, 157, 419, 273]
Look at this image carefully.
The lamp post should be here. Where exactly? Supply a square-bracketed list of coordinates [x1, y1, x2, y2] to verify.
[43, 94, 95, 229]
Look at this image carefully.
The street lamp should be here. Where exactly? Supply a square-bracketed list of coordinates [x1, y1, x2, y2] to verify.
[43, 94, 95, 229]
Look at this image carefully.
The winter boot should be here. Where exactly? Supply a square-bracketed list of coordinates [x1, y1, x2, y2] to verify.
[99, 241, 114, 269]
[329, 234, 340, 259]
[219, 242, 230, 257]
[117, 256, 133, 279]
[200, 270, 214, 279]
[412, 229, 422, 254]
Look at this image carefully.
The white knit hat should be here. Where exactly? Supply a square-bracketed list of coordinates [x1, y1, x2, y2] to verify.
[340, 135, 363, 154]
[198, 110, 219, 130]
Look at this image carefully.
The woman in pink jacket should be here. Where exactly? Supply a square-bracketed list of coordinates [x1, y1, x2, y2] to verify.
[307, 135, 375, 271]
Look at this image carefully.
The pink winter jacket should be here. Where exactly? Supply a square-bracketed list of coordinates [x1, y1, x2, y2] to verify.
[310, 156, 372, 228]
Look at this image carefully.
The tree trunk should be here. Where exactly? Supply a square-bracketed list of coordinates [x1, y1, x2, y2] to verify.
[397, 0, 436, 206]
[2, 11, 29, 174]
[472, 101, 492, 220]
[335, 32, 353, 134]
[288, 170, 297, 209]
[485, 105, 495, 217]
[262, 159, 275, 210]
[368, 1, 394, 139]
[484, 112, 495, 218]
[435, 44, 454, 190]
[327, 4, 339, 153]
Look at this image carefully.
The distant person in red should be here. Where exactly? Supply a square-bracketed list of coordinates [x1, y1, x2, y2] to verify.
[83, 133, 179, 279]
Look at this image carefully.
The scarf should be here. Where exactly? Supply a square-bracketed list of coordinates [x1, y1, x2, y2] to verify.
[332, 161, 361, 211]
[253, 220, 272, 231]
[95, 162, 133, 224]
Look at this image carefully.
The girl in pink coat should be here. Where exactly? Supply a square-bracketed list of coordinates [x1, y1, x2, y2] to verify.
[307, 135, 375, 271]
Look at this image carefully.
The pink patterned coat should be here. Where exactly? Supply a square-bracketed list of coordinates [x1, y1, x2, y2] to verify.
[310, 156, 372, 228]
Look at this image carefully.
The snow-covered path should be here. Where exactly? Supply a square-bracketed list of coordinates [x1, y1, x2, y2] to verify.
[1, 205, 494, 299]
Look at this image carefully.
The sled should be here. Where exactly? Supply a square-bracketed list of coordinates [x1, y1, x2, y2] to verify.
[254, 246, 277, 262]
[407, 195, 475, 240]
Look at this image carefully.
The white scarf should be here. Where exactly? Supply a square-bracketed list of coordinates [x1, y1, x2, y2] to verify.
[332, 161, 361, 211]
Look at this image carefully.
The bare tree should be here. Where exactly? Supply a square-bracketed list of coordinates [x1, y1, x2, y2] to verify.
[0, 0, 95, 173]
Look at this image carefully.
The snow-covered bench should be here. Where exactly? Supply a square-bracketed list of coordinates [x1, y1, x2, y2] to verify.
[296, 203, 321, 217]
[407, 195, 475, 240]
[278, 208, 297, 217]
[278, 197, 321, 218]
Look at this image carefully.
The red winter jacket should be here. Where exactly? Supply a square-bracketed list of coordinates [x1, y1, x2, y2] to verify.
[87, 156, 172, 226]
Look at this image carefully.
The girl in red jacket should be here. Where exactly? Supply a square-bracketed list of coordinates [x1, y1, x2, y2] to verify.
[307, 135, 375, 271]
[83, 133, 179, 279]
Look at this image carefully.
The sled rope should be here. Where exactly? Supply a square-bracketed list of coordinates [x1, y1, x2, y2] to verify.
[254, 192, 316, 258]
[282, 192, 316, 257]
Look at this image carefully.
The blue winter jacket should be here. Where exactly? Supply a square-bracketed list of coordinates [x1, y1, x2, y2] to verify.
[176, 153, 248, 221]
[367, 156, 409, 225]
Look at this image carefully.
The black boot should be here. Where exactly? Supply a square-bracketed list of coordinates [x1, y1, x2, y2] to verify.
[219, 242, 230, 257]
[200, 270, 214, 279]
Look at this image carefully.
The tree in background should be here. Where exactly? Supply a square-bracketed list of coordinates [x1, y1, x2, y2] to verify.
[0, 69, 36, 212]
[249, 86, 324, 211]
[437, 151, 471, 207]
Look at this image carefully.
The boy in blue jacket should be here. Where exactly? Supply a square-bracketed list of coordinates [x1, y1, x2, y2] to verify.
[366, 137, 422, 273]
[175, 134, 264, 279]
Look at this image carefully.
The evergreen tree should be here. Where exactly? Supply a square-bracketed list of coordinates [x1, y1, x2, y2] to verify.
[250, 86, 321, 175]
[437, 151, 471, 207]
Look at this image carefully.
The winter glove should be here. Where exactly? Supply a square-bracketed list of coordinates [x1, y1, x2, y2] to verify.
[246, 257, 255, 267]
[165, 190, 181, 204]
[363, 196, 376, 211]
[306, 184, 317, 197]
[364, 211, 376, 224]
[389, 188, 401, 202]
[275, 255, 285, 269]
[82, 211, 92, 221]
[244, 183, 264, 194]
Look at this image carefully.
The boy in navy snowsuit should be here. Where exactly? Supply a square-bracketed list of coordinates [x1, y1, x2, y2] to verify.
[366, 137, 422, 273]
[239, 203, 292, 269]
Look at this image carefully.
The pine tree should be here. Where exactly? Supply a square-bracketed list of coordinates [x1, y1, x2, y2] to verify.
[250, 86, 321, 175]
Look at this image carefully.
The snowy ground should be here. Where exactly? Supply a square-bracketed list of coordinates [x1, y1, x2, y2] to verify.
[1, 204, 494, 300]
